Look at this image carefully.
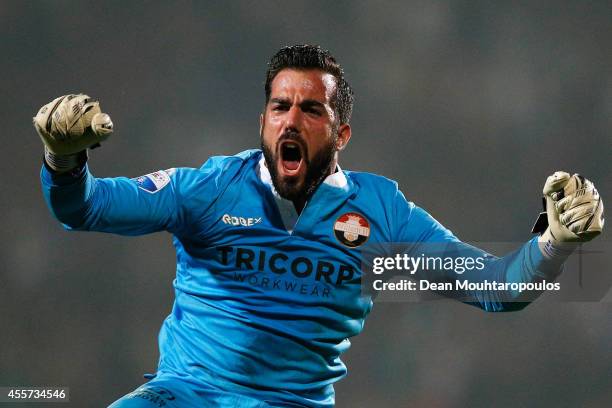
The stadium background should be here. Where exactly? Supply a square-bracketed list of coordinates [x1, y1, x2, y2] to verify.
[1, 1, 610, 407]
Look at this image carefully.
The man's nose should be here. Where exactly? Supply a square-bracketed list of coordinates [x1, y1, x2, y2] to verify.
[284, 105, 303, 131]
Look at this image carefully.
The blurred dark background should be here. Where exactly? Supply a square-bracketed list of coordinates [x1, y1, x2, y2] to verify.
[1, 1, 610, 407]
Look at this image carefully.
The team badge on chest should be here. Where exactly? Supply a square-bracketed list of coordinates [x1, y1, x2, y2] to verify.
[333, 212, 370, 247]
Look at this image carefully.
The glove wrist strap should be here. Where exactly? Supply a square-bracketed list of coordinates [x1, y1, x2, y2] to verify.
[44, 147, 88, 173]
[538, 229, 579, 260]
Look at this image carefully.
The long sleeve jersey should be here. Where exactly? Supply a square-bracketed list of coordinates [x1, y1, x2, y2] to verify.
[41, 149, 560, 407]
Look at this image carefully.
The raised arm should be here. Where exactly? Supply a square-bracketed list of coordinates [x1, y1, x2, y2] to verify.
[41, 164, 186, 235]
[391, 175, 603, 311]
[34, 93, 204, 236]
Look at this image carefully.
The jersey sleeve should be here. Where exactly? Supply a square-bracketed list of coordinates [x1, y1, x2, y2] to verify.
[40, 160, 223, 236]
[391, 188, 563, 311]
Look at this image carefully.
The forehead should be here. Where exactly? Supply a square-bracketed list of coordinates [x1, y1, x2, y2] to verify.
[270, 68, 336, 102]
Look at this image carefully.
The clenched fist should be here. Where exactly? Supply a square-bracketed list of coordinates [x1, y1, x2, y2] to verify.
[539, 171, 604, 258]
[33, 94, 113, 171]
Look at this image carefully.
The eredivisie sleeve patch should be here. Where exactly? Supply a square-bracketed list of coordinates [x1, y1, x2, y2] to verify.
[133, 169, 174, 193]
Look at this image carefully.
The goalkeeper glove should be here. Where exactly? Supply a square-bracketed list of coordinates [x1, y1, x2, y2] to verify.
[33, 94, 113, 172]
[538, 171, 604, 259]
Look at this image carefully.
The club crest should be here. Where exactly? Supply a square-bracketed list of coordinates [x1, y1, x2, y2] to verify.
[333, 212, 370, 247]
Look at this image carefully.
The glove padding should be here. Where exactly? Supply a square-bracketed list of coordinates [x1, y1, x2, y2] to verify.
[33, 94, 113, 155]
[540, 171, 604, 258]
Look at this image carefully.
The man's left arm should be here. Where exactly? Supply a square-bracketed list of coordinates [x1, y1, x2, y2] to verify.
[392, 171, 604, 311]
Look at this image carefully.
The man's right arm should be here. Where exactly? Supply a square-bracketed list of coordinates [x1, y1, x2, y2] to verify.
[41, 162, 185, 236]
[35, 93, 191, 236]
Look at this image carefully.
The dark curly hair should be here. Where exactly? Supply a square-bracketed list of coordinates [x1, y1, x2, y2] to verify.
[264, 45, 354, 125]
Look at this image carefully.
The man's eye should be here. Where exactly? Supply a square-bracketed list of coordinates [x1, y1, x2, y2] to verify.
[273, 105, 289, 111]
[305, 108, 322, 116]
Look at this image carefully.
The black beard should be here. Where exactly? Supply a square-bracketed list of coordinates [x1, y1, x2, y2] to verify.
[261, 132, 336, 202]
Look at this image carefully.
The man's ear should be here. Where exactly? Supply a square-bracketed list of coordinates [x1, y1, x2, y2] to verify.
[336, 123, 351, 151]
[259, 114, 264, 137]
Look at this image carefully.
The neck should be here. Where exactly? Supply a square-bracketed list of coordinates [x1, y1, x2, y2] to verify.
[293, 197, 307, 214]
[292, 158, 338, 215]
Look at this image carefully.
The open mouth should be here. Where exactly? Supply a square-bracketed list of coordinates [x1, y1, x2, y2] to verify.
[279, 140, 304, 176]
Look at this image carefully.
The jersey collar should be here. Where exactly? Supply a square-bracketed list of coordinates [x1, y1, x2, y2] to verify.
[258, 155, 348, 196]
[257, 154, 349, 234]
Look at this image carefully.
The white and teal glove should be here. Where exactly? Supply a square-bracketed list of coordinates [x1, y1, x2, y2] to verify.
[33, 94, 113, 172]
[539, 171, 604, 259]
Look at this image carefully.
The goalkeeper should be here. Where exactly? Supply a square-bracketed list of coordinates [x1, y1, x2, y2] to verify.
[36, 45, 604, 408]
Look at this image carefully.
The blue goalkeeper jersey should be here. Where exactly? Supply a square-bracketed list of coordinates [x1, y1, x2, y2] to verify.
[41, 149, 558, 407]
